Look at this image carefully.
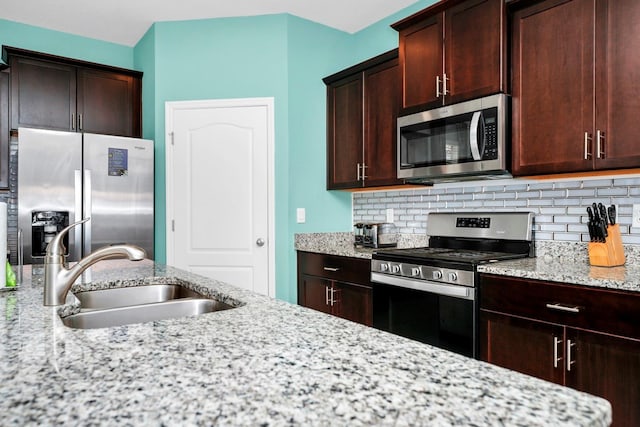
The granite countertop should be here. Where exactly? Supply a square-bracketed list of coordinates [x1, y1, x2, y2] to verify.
[0, 260, 611, 426]
[477, 257, 640, 293]
[294, 232, 428, 259]
[295, 232, 640, 293]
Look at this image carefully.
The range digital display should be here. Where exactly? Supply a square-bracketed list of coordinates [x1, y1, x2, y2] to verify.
[456, 217, 491, 228]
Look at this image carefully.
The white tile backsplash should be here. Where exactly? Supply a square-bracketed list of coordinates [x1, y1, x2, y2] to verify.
[352, 175, 640, 245]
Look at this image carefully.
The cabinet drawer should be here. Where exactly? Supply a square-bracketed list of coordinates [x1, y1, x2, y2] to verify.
[480, 274, 640, 340]
[297, 251, 370, 285]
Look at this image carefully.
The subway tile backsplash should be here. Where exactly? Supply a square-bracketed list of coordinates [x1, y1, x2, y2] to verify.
[353, 176, 640, 245]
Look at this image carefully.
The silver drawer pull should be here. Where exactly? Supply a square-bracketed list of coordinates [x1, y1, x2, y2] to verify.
[323, 267, 340, 272]
[546, 303, 581, 313]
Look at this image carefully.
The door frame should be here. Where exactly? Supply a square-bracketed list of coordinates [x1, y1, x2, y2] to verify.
[164, 97, 276, 297]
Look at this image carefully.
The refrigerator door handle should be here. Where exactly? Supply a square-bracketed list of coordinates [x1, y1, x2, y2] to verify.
[74, 170, 83, 260]
[83, 169, 92, 256]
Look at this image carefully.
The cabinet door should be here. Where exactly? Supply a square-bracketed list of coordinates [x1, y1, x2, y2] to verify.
[299, 275, 332, 315]
[445, 0, 504, 105]
[363, 58, 402, 187]
[10, 56, 76, 132]
[326, 74, 363, 189]
[399, 14, 443, 111]
[567, 329, 640, 427]
[480, 310, 565, 385]
[594, 0, 640, 170]
[77, 68, 140, 137]
[334, 281, 373, 326]
[511, 0, 594, 175]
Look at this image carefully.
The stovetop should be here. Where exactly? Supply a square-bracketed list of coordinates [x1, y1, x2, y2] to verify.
[373, 247, 529, 266]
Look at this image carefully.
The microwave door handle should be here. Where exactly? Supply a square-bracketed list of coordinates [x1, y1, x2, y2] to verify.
[469, 111, 483, 161]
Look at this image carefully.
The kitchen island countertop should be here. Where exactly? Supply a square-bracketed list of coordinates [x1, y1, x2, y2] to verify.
[0, 260, 611, 426]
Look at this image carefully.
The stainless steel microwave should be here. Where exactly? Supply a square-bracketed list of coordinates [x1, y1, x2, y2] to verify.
[397, 93, 510, 183]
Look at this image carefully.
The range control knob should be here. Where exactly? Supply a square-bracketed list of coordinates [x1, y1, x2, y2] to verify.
[391, 264, 401, 274]
[379, 263, 389, 272]
[448, 272, 458, 282]
[432, 270, 443, 280]
[411, 267, 421, 277]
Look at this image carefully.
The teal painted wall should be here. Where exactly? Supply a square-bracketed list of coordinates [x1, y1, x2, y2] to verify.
[134, 26, 156, 142]
[0, 19, 134, 69]
[285, 15, 354, 302]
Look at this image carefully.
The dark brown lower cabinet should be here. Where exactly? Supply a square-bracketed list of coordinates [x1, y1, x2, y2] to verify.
[297, 251, 372, 326]
[480, 274, 640, 427]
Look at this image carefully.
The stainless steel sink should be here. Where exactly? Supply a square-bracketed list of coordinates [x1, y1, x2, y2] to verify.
[74, 284, 207, 310]
[61, 298, 235, 329]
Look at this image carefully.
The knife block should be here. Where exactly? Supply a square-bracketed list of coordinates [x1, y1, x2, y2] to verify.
[588, 224, 625, 267]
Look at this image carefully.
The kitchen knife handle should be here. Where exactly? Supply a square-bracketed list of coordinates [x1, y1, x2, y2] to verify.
[608, 206, 616, 225]
[598, 203, 609, 227]
[586, 206, 594, 221]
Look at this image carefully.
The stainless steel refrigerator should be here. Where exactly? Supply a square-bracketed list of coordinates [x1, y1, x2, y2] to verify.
[18, 127, 154, 264]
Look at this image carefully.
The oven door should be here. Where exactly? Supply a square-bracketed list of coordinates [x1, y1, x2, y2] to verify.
[372, 274, 477, 358]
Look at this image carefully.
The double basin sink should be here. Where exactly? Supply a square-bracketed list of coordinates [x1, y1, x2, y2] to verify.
[61, 284, 237, 329]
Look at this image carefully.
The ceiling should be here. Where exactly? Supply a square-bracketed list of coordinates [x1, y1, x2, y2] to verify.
[2, 0, 420, 47]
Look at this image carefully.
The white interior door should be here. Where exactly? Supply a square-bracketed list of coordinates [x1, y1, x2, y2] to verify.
[165, 98, 274, 296]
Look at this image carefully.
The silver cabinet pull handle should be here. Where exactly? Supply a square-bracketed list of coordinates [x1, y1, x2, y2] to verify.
[596, 129, 605, 159]
[71, 113, 76, 131]
[566, 339, 576, 371]
[325, 285, 330, 305]
[436, 75, 442, 98]
[584, 132, 592, 160]
[78, 113, 83, 131]
[546, 303, 580, 313]
[442, 72, 449, 95]
[356, 163, 361, 181]
[323, 267, 340, 272]
[553, 336, 563, 368]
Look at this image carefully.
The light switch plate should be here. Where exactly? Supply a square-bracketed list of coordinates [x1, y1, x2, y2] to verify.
[296, 208, 306, 224]
[385, 208, 394, 224]
[633, 204, 640, 228]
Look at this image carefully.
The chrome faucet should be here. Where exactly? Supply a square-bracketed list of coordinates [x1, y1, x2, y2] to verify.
[44, 219, 146, 306]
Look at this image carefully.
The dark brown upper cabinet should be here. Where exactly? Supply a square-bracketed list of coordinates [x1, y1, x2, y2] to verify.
[392, 0, 506, 114]
[510, 0, 640, 176]
[324, 49, 402, 190]
[4, 47, 142, 138]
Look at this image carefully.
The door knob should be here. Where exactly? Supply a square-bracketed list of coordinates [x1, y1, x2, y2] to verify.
[256, 238, 265, 247]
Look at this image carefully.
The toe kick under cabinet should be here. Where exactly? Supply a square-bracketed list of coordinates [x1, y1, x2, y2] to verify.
[480, 274, 640, 427]
[297, 251, 372, 326]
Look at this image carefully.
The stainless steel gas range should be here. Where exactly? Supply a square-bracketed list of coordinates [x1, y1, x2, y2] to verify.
[371, 212, 534, 358]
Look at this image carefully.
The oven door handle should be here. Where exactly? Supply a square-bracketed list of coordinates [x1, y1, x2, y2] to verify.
[371, 272, 475, 301]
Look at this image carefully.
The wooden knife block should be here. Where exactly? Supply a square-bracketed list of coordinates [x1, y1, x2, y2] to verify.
[588, 224, 625, 267]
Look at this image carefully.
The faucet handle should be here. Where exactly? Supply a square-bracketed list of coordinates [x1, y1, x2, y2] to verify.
[46, 218, 90, 259]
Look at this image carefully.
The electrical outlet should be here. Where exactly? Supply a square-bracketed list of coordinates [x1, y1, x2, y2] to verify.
[296, 208, 306, 224]
[386, 208, 394, 224]
[633, 204, 640, 228]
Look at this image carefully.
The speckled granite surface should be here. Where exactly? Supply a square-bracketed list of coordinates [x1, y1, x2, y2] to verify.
[0, 260, 611, 426]
[295, 233, 640, 293]
[294, 232, 428, 259]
